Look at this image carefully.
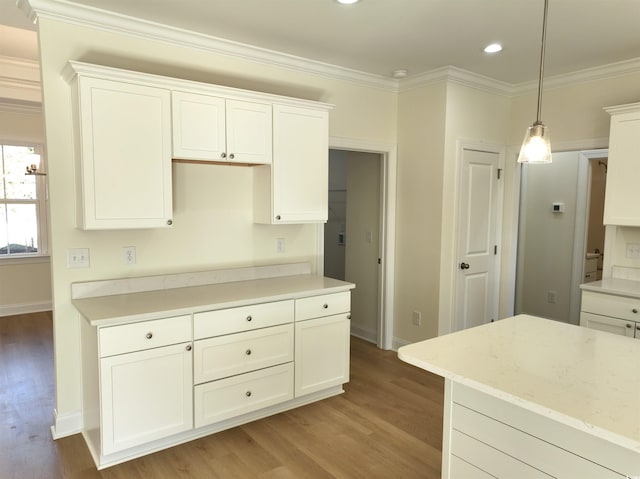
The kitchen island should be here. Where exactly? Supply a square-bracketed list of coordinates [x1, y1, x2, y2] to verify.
[398, 314, 640, 478]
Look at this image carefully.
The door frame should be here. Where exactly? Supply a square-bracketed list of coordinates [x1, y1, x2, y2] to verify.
[568, 149, 608, 325]
[441, 140, 505, 335]
[318, 137, 397, 350]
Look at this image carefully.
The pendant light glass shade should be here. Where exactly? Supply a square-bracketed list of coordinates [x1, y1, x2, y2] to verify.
[518, 0, 552, 164]
[517, 122, 552, 164]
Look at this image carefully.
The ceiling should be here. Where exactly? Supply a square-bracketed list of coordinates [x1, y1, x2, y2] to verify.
[2, 0, 640, 85]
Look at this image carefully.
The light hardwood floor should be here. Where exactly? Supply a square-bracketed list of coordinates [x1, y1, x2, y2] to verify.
[0, 312, 444, 478]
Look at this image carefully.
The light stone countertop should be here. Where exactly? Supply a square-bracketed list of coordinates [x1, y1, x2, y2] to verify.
[398, 314, 640, 454]
[73, 274, 354, 327]
[580, 277, 640, 298]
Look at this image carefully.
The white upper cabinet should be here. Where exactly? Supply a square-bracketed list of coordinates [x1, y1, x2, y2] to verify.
[254, 104, 329, 224]
[67, 65, 173, 230]
[172, 91, 272, 164]
[603, 102, 640, 226]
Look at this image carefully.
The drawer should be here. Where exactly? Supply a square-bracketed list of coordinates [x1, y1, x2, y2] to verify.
[99, 315, 192, 357]
[295, 291, 350, 321]
[194, 362, 293, 427]
[194, 323, 293, 384]
[581, 291, 640, 321]
[194, 300, 293, 340]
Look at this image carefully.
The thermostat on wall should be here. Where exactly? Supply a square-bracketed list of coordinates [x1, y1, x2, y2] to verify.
[552, 202, 565, 213]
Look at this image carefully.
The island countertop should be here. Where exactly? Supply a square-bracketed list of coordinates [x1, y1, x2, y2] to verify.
[398, 314, 640, 454]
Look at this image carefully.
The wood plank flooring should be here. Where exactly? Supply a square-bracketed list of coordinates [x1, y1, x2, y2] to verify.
[0, 312, 444, 478]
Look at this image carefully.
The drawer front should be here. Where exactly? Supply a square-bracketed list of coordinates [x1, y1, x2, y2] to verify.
[580, 312, 635, 337]
[581, 291, 640, 321]
[449, 455, 495, 479]
[194, 363, 293, 427]
[99, 315, 192, 357]
[295, 291, 350, 321]
[194, 300, 293, 339]
[194, 324, 293, 384]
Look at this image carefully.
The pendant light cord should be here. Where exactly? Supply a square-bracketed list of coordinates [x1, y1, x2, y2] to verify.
[535, 0, 550, 124]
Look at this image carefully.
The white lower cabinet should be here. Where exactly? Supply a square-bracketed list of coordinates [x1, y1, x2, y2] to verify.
[81, 288, 352, 469]
[100, 342, 193, 455]
[294, 292, 351, 397]
[580, 290, 640, 338]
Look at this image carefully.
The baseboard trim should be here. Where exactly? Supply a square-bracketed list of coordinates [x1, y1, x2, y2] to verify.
[392, 336, 412, 351]
[50, 408, 83, 439]
[0, 301, 52, 317]
[350, 324, 376, 344]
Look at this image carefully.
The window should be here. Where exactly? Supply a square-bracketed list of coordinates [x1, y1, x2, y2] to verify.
[0, 144, 48, 257]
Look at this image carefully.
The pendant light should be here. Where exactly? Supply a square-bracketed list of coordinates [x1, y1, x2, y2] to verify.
[518, 0, 552, 164]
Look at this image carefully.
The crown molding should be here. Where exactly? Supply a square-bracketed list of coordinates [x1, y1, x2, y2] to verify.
[0, 98, 42, 113]
[399, 65, 514, 96]
[17, 0, 640, 98]
[20, 0, 399, 92]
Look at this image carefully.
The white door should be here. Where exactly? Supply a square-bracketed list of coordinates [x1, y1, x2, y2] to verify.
[454, 148, 500, 331]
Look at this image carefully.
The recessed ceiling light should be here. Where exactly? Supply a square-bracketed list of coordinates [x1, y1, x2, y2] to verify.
[336, 0, 360, 4]
[484, 43, 503, 54]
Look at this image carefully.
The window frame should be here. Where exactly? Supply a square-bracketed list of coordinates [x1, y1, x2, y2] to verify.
[0, 141, 49, 260]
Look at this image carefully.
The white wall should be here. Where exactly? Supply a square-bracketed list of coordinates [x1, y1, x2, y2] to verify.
[36, 17, 398, 432]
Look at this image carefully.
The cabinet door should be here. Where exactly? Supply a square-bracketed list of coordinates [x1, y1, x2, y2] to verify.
[100, 342, 193, 455]
[294, 313, 350, 397]
[172, 91, 226, 161]
[580, 312, 635, 337]
[77, 76, 172, 229]
[603, 105, 640, 225]
[225, 99, 272, 164]
[255, 104, 328, 224]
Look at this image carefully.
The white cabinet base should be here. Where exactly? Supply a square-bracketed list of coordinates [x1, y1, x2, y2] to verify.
[82, 384, 343, 470]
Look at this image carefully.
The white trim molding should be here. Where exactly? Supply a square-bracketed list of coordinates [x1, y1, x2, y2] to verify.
[50, 408, 83, 439]
[0, 300, 52, 317]
[19, 0, 640, 96]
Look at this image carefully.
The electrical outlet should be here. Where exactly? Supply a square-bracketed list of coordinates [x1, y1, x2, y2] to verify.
[547, 290, 557, 304]
[276, 238, 285, 253]
[123, 246, 136, 265]
[67, 248, 90, 268]
[626, 243, 640, 258]
[412, 310, 422, 326]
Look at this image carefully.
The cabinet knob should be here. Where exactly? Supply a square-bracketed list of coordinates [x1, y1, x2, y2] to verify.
[633, 308, 638, 314]
[246, 315, 252, 322]
[229, 153, 235, 160]
[245, 349, 252, 356]
[167, 219, 173, 226]
[146, 332, 153, 339]
[626, 323, 633, 328]
[323, 303, 329, 309]
[221, 152, 227, 159]
[275, 215, 281, 220]
[347, 313, 351, 319]
[186, 344, 192, 351]
[245, 391, 252, 397]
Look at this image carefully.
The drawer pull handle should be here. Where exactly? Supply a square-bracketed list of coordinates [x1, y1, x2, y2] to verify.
[186, 345, 192, 351]
[146, 332, 153, 339]
[245, 349, 252, 356]
[633, 308, 638, 314]
[246, 315, 252, 322]
[323, 303, 328, 309]
[245, 391, 252, 397]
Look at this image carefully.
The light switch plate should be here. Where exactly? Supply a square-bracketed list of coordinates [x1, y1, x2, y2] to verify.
[67, 248, 90, 268]
[626, 243, 640, 258]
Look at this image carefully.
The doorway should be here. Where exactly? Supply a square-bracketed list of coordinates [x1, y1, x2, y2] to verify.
[515, 149, 608, 325]
[325, 149, 382, 344]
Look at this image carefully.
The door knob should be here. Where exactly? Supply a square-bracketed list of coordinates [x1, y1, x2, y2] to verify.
[460, 262, 470, 270]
